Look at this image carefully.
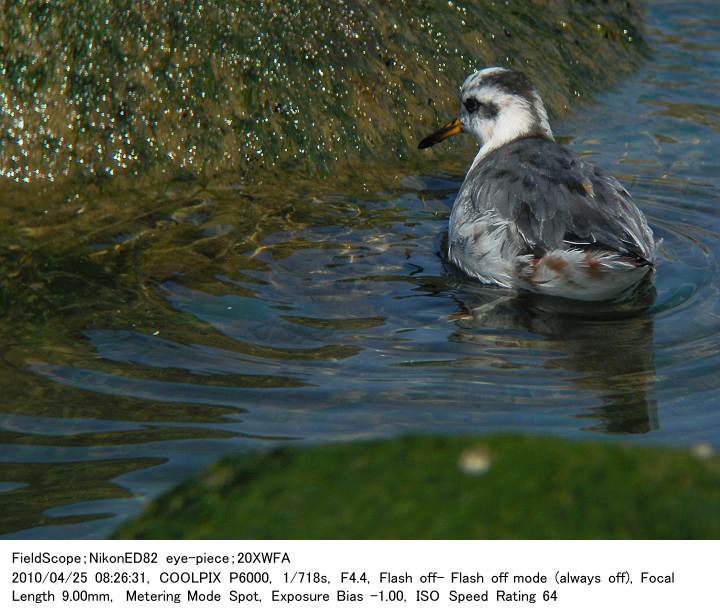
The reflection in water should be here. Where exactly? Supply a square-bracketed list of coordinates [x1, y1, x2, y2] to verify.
[3, 2, 720, 538]
[447, 280, 658, 434]
[0, 458, 165, 536]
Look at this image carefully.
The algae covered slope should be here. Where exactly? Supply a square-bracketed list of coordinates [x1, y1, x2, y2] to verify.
[0, 0, 645, 187]
[116, 436, 720, 539]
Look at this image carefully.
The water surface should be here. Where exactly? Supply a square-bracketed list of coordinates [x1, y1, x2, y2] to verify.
[2, 1, 720, 538]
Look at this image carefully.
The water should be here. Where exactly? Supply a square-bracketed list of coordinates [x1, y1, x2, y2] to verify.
[2, 1, 720, 538]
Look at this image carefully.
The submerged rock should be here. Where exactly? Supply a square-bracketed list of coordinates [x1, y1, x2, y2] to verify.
[0, 0, 645, 188]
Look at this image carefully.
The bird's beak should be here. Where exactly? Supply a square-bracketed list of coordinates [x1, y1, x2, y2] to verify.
[418, 118, 462, 149]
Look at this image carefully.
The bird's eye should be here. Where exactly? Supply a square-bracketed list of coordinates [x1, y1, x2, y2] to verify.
[463, 98, 480, 113]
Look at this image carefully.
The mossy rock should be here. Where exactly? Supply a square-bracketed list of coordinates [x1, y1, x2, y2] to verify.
[0, 0, 646, 187]
[116, 435, 720, 539]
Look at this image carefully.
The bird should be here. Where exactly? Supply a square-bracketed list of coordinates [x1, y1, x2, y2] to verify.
[418, 67, 656, 301]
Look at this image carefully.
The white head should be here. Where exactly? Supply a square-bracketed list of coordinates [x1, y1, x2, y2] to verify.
[419, 67, 553, 162]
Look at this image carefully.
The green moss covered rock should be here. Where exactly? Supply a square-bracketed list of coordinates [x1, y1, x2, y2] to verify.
[0, 0, 645, 186]
[116, 435, 720, 539]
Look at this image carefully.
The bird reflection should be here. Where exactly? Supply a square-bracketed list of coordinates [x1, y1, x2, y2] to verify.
[431, 257, 658, 435]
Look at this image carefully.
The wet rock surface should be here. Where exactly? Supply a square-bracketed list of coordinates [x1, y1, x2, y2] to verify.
[0, 0, 645, 188]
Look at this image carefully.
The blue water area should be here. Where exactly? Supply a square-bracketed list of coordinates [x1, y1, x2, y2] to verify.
[2, 1, 720, 538]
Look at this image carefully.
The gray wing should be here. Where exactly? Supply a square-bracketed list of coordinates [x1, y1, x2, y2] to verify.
[465, 138, 655, 262]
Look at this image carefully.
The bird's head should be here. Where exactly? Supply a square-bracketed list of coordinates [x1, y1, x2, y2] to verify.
[418, 67, 553, 155]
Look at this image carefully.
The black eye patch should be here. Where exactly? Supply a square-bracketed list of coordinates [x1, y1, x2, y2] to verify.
[463, 97, 499, 117]
[463, 97, 479, 113]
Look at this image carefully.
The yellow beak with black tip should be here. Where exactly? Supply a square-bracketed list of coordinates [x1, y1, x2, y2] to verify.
[418, 118, 462, 149]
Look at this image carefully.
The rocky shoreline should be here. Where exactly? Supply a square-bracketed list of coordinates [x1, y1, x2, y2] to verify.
[0, 0, 646, 190]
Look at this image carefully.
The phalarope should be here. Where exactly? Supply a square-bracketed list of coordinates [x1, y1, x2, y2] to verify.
[419, 67, 656, 301]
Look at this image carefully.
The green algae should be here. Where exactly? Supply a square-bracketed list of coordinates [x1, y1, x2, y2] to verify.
[116, 435, 720, 539]
[0, 0, 646, 188]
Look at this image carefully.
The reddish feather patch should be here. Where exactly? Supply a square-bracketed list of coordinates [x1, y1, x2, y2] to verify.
[541, 254, 567, 273]
[583, 254, 606, 279]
